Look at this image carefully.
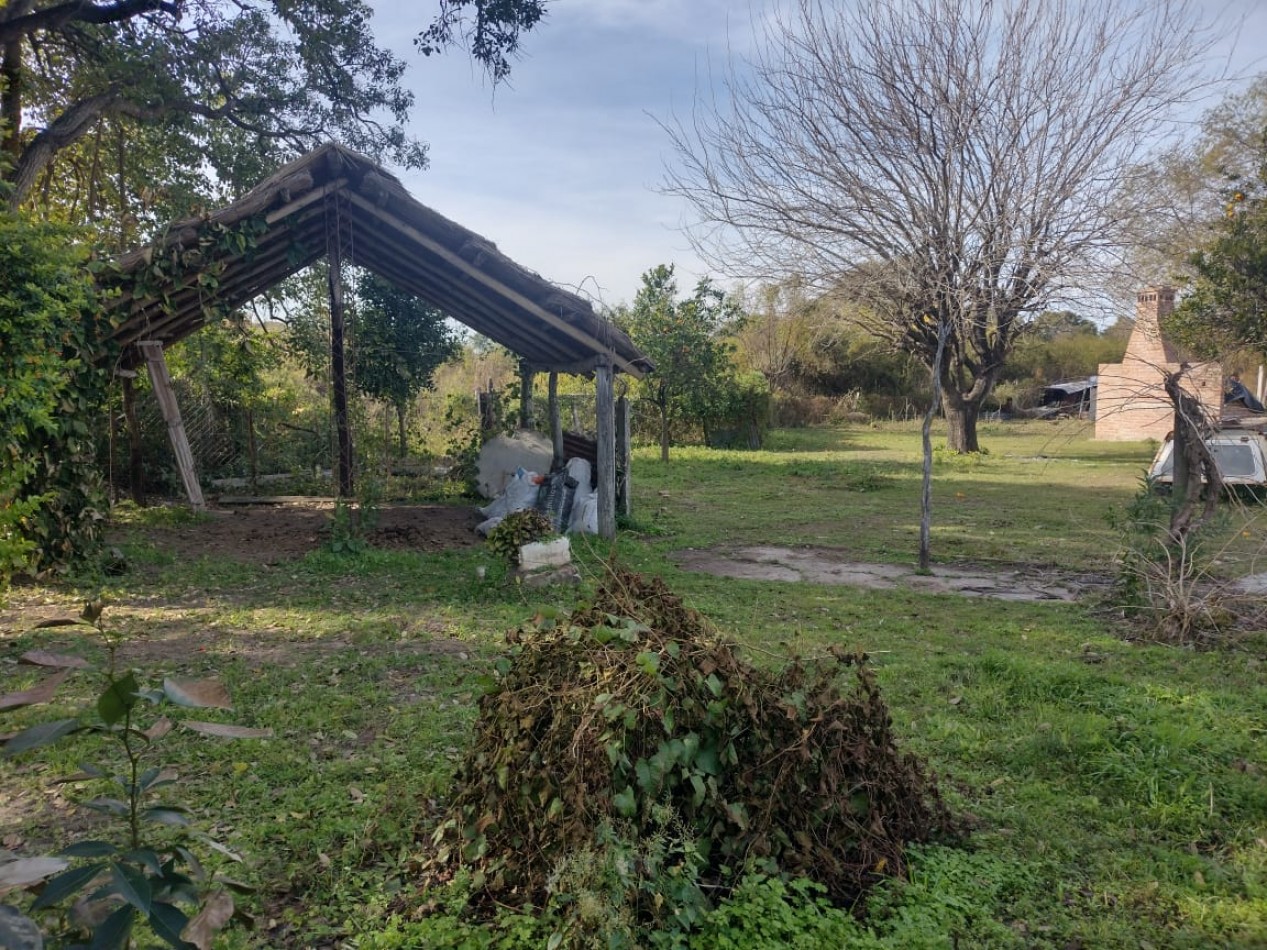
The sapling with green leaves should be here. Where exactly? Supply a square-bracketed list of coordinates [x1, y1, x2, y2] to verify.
[0, 603, 270, 950]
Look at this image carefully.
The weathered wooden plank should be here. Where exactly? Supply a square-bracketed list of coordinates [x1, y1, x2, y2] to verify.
[138, 342, 204, 510]
[616, 394, 631, 518]
[549, 371, 564, 471]
[595, 358, 616, 539]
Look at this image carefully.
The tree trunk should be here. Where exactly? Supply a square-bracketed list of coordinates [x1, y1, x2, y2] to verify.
[659, 405, 670, 463]
[2, 39, 22, 165]
[919, 322, 951, 571]
[941, 394, 981, 454]
[396, 403, 407, 458]
[1163, 369, 1222, 544]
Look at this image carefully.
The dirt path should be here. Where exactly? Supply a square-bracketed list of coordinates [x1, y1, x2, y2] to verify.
[675, 545, 1109, 602]
[115, 499, 483, 565]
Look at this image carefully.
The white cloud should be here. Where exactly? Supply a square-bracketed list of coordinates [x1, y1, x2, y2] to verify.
[363, 0, 1267, 308]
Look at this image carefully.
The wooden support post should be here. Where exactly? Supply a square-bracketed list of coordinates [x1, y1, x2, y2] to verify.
[120, 374, 146, 507]
[549, 371, 564, 472]
[327, 221, 354, 498]
[478, 380, 499, 436]
[138, 342, 204, 510]
[616, 394, 631, 518]
[519, 362, 535, 430]
[595, 358, 616, 539]
[245, 407, 258, 493]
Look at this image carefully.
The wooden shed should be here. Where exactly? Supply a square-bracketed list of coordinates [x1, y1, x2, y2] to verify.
[100, 142, 652, 538]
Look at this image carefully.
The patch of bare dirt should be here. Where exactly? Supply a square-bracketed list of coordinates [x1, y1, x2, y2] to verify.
[675, 545, 1109, 602]
[113, 500, 483, 565]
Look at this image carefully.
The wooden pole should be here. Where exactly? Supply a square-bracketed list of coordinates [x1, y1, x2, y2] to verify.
[549, 371, 564, 471]
[595, 358, 616, 539]
[616, 394, 632, 518]
[327, 217, 354, 498]
[138, 341, 204, 510]
[246, 407, 258, 492]
[519, 361, 535, 430]
[120, 373, 146, 507]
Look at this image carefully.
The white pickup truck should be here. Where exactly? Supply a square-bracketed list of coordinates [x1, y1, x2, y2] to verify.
[1148, 429, 1267, 487]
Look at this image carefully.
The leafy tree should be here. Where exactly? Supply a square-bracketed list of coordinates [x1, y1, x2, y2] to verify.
[0, 208, 110, 592]
[417, 0, 549, 83]
[1168, 156, 1267, 360]
[732, 279, 845, 394]
[616, 264, 741, 461]
[351, 273, 460, 457]
[664, 0, 1219, 453]
[1, 0, 550, 213]
[1128, 74, 1267, 288]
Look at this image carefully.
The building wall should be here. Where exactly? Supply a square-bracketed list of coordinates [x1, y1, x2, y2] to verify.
[1095, 287, 1222, 442]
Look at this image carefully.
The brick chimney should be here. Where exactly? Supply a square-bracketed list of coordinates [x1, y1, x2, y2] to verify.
[1125, 286, 1178, 367]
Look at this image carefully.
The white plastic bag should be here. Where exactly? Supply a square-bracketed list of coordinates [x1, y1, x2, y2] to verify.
[478, 467, 540, 519]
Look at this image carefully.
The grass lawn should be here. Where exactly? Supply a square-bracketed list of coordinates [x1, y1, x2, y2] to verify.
[2, 420, 1266, 948]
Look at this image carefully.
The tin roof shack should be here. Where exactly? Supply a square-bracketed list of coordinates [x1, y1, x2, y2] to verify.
[1035, 377, 1097, 418]
[1095, 287, 1222, 441]
[99, 142, 651, 537]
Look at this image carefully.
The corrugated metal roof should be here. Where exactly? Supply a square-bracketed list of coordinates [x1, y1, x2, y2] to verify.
[101, 142, 651, 377]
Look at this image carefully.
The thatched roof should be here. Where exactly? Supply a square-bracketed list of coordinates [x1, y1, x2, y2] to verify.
[103, 142, 651, 377]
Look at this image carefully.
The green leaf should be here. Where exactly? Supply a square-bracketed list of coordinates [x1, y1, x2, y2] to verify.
[695, 744, 721, 777]
[141, 807, 192, 828]
[60, 841, 118, 858]
[110, 862, 152, 914]
[4, 719, 80, 756]
[31, 862, 103, 910]
[83, 798, 130, 817]
[123, 850, 163, 877]
[148, 899, 194, 949]
[97, 672, 140, 726]
[635, 650, 661, 675]
[690, 774, 706, 807]
[90, 903, 136, 950]
[612, 786, 637, 818]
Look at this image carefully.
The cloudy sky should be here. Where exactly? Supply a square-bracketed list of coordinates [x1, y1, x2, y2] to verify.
[370, 1, 1267, 309]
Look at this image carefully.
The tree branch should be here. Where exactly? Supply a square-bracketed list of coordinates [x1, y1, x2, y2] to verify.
[0, 0, 179, 48]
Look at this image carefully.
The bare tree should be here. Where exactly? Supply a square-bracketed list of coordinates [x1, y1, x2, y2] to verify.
[664, 0, 1220, 452]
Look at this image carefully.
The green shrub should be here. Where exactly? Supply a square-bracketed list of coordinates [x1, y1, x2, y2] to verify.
[689, 874, 878, 949]
[0, 210, 112, 593]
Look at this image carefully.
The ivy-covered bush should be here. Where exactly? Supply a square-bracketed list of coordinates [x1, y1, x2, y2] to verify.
[0, 210, 113, 593]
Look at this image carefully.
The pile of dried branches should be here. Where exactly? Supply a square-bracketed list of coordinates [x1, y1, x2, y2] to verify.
[416, 566, 955, 914]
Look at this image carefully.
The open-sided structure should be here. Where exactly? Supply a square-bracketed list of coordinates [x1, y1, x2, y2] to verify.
[101, 142, 651, 537]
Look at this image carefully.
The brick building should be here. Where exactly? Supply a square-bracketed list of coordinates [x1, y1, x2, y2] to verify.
[1094, 287, 1222, 441]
